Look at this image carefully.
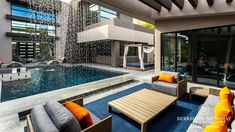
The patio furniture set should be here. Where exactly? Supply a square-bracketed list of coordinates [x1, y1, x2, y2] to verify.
[26, 71, 214, 132]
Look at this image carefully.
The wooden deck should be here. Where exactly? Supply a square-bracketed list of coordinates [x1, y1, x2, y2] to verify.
[108, 89, 177, 132]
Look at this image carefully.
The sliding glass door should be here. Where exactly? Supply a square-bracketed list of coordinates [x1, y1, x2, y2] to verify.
[161, 25, 235, 88]
[195, 27, 219, 85]
[161, 33, 176, 72]
[221, 26, 235, 88]
[176, 32, 193, 81]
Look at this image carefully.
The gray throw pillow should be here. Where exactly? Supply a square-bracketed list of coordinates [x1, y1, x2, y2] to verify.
[31, 105, 59, 132]
[45, 100, 81, 132]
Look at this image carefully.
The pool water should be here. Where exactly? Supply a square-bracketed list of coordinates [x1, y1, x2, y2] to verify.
[1, 65, 125, 102]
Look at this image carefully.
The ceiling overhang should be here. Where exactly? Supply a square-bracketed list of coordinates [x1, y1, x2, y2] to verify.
[87, 0, 235, 23]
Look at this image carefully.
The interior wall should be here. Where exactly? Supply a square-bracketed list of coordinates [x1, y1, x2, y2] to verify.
[154, 14, 235, 74]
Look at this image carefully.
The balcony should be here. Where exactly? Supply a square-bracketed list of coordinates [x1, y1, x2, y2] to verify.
[77, 18, 154, 44]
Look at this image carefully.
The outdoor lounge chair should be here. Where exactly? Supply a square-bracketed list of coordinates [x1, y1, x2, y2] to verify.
[26, 97, 112, 132]
[152, 71, 187, 98]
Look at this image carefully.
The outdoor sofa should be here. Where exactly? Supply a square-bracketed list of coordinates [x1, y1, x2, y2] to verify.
[152, 71, 187, 98]
[187, 88, 235, 131]
[26, 97, 112, 132]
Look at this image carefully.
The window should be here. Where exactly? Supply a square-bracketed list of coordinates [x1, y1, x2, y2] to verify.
[12, 41, 54, 63]
[12, 5, 56, 22]
[88, 4, 118, 23]
[100, 7, 117, 15]
[89, 4, 98, 12]
[100, 7, 117, 22]
[11, 20, 56, 36]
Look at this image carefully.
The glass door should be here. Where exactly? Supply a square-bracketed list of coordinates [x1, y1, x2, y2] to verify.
[176, 32, 193, 81]
[161, 33, 176, 72]
[223, 26, 235, 88]
[195, 27, 219, 85]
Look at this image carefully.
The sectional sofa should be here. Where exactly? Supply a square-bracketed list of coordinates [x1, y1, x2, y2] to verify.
[187, 88, 234, 132]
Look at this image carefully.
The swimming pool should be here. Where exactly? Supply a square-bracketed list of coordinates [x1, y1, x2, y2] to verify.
[1, 65, 125, 102]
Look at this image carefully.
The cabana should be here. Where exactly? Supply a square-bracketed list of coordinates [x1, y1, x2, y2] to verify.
[123, 44, 154, 71]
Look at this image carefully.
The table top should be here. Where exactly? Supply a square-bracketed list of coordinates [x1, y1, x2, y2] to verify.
[108, 89, 177, 124]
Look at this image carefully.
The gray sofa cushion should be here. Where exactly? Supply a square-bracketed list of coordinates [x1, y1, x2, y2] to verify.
[45, 101, 81, 132]
[191, 95, 219, 128]
[192, 105, 214, 127]
[160, 71, 180, 82]
[89, 111, 100, 124]
[31, 105, 59, 132]
[152, 81, 178, 96]
[202, 95, 220, 108]
[187, 123, 204, 132]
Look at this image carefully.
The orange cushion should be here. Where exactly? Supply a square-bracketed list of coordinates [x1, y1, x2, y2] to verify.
[158, 74, 175, 83]
[214, 100, 233, 124]
[219, 86, 234, 104]
[64, 101, 93, 129]
[203, 121, 227, 132]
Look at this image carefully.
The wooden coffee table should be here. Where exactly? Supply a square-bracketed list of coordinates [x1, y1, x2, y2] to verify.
[107, 89, 177, 132]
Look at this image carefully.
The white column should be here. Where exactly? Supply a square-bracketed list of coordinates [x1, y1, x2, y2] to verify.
[155, 29, 162, 74]
[138, 46, 144, 70]
[123, 46, 129, 68]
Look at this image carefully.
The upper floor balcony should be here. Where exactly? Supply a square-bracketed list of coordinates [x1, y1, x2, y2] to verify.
[77, 18, 154, 45]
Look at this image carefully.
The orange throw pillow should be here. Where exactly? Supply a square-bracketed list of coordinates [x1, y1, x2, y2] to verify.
[203, 121, 227, 132]
[64, 101, 93, 129]
[219, 86, 234, 104]
[214, 100, 233, 124]
[158, 74, 175, 83]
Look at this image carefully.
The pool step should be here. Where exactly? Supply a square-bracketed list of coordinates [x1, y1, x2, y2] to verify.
[84, 81, 143, 104]
[76, 79, 137, 99]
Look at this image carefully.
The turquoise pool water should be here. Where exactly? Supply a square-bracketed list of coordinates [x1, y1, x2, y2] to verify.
[1, 65, 125, 102]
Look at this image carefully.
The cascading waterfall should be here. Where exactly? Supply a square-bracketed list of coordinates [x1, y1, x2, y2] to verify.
[26, 0, 118, 64]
